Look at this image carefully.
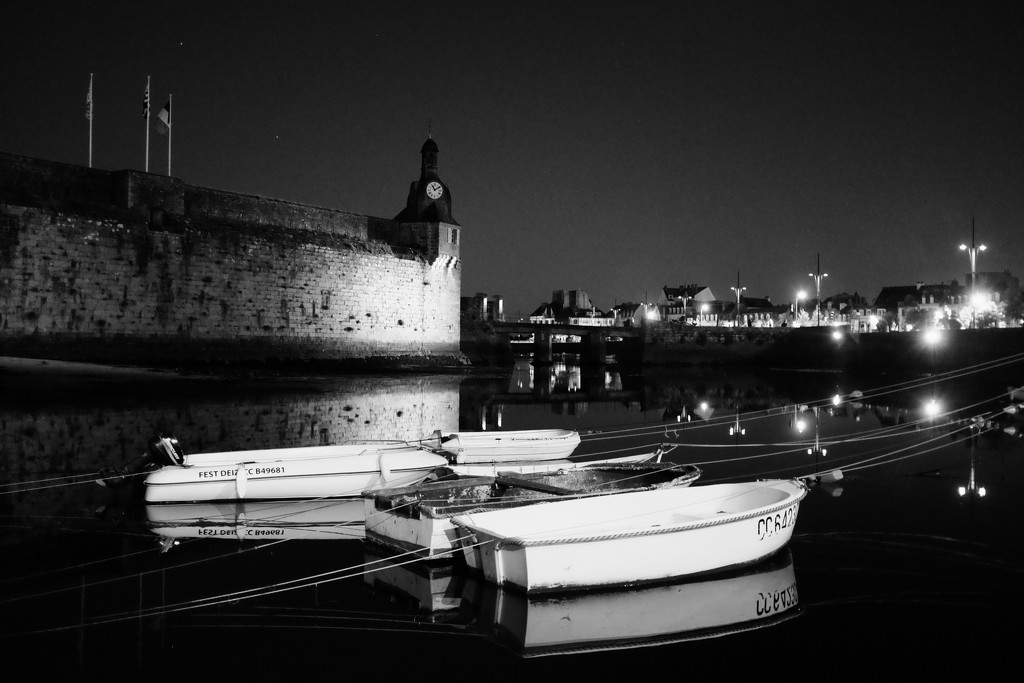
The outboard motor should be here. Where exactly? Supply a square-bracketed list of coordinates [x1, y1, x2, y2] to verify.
[97, 433, 186, 488]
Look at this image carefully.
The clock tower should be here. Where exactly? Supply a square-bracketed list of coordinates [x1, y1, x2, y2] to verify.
[395, 137, 458, 225]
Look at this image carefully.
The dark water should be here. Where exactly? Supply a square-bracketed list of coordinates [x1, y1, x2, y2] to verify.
[2, 356, 1023, 677]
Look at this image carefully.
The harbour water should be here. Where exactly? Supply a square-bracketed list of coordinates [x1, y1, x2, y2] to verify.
[2, 354, 1023, 677]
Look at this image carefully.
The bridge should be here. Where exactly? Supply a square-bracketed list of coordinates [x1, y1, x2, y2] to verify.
[490, 321, 643, 365]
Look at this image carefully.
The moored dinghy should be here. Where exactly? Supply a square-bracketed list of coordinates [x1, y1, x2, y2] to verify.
[124, 435, 449, 503]
[431, 428, 582, 464]
[364, 447, 699, 561]
[451, 478, 807, 593]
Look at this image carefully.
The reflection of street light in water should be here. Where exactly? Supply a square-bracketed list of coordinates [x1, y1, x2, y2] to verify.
[729, 408, 745, 440]
[958, 437, 986, 499]
[694, 401, 714, 422]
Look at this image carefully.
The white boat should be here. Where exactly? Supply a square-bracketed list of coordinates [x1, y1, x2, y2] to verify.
[137, 435, 449, 503]
[146, 499, 366, 550]
[364, 452, 701, 561]
[431, 428, 581, 464]
[451, 478, 807, 593]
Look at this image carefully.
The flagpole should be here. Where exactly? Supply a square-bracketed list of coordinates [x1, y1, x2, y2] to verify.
[87, 73, 93, 168]
[167, 93, 172, 176]
[144, 76, 150, 173]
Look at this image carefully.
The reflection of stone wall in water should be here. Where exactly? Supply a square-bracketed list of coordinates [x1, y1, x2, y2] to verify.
[0, 376, 461, 512]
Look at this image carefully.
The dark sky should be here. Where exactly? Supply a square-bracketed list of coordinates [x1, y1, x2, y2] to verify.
[4, 1, 1023, 318]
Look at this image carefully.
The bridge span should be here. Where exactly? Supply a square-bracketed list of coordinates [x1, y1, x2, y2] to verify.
[490, 321, 643, 365]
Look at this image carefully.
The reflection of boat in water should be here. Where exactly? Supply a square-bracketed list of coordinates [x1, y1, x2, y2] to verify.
[145, 499, 366, 548]
[487, 550, 800, 657]
[361, 547, 800, 656]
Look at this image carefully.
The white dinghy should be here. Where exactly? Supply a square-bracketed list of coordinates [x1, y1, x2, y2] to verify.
[109, 435, 449, 503]
[430, 429, 582, 464]
[451, 478, 807, 593]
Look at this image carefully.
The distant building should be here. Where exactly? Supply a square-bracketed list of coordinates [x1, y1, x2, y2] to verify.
[529, 289, 612, 326]
[461, 292, 504, 322]
[658, 284, 716, 322]
[873, 282, 969, 331]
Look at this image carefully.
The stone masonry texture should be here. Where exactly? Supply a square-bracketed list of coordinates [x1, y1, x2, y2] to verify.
[0, 153, 463, 365]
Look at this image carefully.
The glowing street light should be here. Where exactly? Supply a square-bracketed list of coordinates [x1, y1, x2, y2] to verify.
[731, 271, 746, 328]
[794, 290, 806, 326]
[959, 218, 987, 329]
[808, 253, 828, 326]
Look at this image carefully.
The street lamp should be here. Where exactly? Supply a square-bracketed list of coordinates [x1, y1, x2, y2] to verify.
[959, 218, 987, 329]
[808, 253, 828, 326]
[730, 271, 746, 328]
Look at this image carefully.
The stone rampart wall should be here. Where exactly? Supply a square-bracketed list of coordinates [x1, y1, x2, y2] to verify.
[0, 153, 462, 365]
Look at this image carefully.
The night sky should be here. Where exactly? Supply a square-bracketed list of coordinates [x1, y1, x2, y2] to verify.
[4, 1, 1023, 319]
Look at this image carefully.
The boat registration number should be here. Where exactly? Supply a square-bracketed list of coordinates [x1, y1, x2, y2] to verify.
[756, 582, 798, 616]
[198, 466, 286, 478]
[756, 504, 797, 541]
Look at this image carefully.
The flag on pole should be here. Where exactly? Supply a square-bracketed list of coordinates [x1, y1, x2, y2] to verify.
[86, 75, 93, 121]
[155, 100, 171, 134]
[143, 81, 150, 119]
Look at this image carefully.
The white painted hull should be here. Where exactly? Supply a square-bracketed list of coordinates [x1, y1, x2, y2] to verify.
[452, 479, 807, 593]
[439, 429, 581, 463]
[364, 460, 701, 561]
[144, 445, 449, 503]
[145, 499, 366, 542]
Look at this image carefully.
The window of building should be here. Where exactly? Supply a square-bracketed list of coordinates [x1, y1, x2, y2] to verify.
[451, 228, 459, 245]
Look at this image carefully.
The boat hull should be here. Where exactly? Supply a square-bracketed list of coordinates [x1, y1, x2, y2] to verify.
[364, 462, 701, 561]
[452, 479, 806, 593]
[144, 447, 448, 503]
[440, 429, 581, 464]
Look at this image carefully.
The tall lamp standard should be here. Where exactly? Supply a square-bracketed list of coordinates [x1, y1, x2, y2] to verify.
[959, 218, 986, 329]
[730, 271, 746, 328]
[808, 253, 828, 327]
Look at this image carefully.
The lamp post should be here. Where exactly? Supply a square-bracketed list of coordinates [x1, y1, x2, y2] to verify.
[959, 218, 986, 329]
[808, 253, 828, 327]
[730, 271, 746, 328]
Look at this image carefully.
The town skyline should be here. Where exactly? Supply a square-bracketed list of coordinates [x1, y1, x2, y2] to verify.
[4, 1, 1022, 318]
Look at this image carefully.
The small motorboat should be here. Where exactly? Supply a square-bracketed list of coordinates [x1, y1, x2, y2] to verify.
[363, 448, 700, 561]
[104, 434, 450, 503]
[429, 428, 582, 464]
[451, 478, 807, 593]
[146, 499, 366, 551]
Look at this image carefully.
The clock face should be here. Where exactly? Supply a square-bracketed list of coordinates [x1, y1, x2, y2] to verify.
[426, 181, 443, 199]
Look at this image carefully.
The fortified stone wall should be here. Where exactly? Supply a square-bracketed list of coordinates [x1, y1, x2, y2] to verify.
[0, 153, 462, 365]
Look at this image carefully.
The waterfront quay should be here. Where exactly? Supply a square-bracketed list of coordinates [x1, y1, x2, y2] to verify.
[463, 321, 1024, 374]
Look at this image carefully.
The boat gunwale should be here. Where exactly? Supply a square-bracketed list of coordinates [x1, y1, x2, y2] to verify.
[455, 480, 807, 550]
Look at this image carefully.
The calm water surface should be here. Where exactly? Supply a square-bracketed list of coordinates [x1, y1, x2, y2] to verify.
[2, 356, 1023, 678]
